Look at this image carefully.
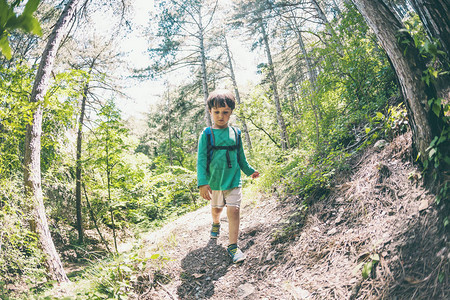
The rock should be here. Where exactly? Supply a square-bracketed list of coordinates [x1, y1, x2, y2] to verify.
[237, 283, 255, 299]
[418, 199, 429, 212]
[327, 228, 337, 235]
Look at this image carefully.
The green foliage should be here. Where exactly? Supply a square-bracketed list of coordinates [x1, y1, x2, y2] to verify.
[361, 253, 380, 280]
[0, 0, 42, 59]
[0, 63, 34, 176]
[0, 65, 79, 177]
[0, 177, 46, 295]
[84, 100, 204, 234]
[307, 4, 397, 151]
[363, 103, 409, 145]
[403, 12, 450, 208]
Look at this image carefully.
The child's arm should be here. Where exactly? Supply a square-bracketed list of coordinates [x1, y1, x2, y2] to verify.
[197, 130, 210, 192]
[237, 134, 257, 177]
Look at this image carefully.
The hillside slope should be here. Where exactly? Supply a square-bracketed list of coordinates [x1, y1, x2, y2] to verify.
[133, 132, 448, 299]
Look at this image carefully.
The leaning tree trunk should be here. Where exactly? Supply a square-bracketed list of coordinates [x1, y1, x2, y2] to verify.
[223, 33, 252, 151]
[409, 0, 450, 57]
[24, 0, 80, 283]
[353, 0, 440, 161]
[311, 0, 336, 38]
[198, 8, 212, 127]
[259, 17, 289, 150]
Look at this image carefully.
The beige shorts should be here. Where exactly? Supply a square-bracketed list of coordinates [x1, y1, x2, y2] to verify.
[211, 187, 242, 208]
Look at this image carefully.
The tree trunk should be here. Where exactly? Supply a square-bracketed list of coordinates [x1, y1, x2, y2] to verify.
[24, 0, 80, 283]
[105, 132, 118, 254]
[223, 33, 252, 151]
[75, 74, 90, 245]
[410, 0, 450, 56]
[259, 17, 289, 150]
[311, 0, 336, 37]
[167, 87, 173, 166]
[198, 8, 211, 127]
[353, 0, 439, 160]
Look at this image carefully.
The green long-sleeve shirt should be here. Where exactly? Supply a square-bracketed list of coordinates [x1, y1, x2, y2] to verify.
[197, 126, 255, 190]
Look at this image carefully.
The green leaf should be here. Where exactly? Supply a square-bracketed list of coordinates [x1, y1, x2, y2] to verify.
[432, 104, 441, 117]
[0, 0, 14, 23]
[150, 253, 160, 259]
[0, 35, 11, 59]
[365, 127, 370, 134]
[431, 69, 438, 78]
[426, 136, 438, 150]
[376, 112, 384, 119]
[23, 0, 41, 16]
[21, 16, 42, 35]
[362, 260, 373, 279]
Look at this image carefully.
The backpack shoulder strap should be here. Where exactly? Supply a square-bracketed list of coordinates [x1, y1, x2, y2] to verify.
[230, 127, 241, 164]
[230, 126, 241, 147]
[205, 127, 214, 173]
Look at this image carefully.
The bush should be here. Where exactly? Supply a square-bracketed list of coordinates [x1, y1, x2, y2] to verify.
[0, 177, 45, 296]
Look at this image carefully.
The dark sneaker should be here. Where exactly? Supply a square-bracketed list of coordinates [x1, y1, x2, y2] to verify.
[210, 223, 220, 239]
[227, 244, 246, 263]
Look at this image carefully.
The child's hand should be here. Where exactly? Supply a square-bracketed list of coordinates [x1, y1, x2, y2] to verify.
[251, 171, 260, 179]
[199, 185, 212, 200]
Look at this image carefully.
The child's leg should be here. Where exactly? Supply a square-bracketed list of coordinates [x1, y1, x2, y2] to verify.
[227, 206, 240, 244]
[211, 207, 223, 224]
[210, 191, 225, 238]
[210, 191, 225, 224]
[223, 188, 242, 245]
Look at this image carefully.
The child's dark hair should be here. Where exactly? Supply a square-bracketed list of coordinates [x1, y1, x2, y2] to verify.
[207, 89, 236, 110]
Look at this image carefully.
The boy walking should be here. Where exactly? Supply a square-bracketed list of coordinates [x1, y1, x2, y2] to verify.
[197, 89, 259, 263]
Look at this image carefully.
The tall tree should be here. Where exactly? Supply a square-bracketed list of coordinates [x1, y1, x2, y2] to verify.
[222, 32, 252, 151]
[149, 0, 219, 127]
[75, 67, 91, 245]
[277, 4, 321, 145]
[310, 0, 336, 38]
[234, 0, 289, 150]
[23, 0, 81, 283]
[259, 15, 289, 150]
[352, 0, 448, 164]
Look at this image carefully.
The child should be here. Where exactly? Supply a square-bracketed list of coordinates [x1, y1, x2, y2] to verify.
[197, 89, 259, 263]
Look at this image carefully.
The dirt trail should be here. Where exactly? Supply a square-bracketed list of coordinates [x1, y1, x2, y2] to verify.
[137, 132, 448, 300]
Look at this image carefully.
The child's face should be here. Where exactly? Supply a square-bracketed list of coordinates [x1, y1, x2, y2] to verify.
[210, 104, 232, 129]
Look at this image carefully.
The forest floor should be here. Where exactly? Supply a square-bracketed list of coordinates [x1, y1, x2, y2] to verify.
[49, 132, 448, 299]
